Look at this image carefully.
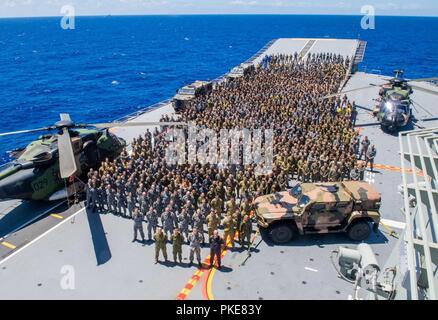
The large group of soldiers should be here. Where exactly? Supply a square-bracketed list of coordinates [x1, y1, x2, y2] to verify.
[85, 52, 376, 267]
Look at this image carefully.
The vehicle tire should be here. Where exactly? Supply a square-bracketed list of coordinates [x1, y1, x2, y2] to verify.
[347, 220, 371, 241]
[269, 224, 295, 244]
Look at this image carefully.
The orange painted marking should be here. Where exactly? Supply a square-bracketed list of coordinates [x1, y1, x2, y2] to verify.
[202, 232, 258, 300]
[176, 251, 212, 300]
[176, 232, 241, 300]
[372, 163, 424, 176]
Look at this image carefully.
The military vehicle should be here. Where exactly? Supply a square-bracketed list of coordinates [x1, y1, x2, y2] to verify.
[226, 63, 255, 79]
[0, 114, 183, 201]
[255, 181, 381, 244]
[323, 70, 438, 132]
[173, 80, 212, 112]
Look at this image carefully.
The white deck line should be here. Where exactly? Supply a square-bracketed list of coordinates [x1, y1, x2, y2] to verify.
[0, 207, 85, 266]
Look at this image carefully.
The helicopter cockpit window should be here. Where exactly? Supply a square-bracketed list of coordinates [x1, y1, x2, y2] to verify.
[396, 104, 408, 112]
[109, 132, 122, 147]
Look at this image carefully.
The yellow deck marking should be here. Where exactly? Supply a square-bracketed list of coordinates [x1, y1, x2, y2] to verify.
[50, 214, 64, 219]
[1, 241, 16, 250]
[205, 233, 242, 300]
[206, 263, 217, 300]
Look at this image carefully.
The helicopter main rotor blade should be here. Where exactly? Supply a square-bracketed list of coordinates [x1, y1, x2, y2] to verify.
[408, 77, 438, 82]
[79, 121, 187, 129]
[0, 127, 53, 137]
[58, 128, 78, 179]
[409, 84, 438, 97]
[320, 85, 377, 100]
[410, 98, 435, 118]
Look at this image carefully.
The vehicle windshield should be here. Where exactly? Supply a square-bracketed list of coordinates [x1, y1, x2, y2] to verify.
[178, 88, 195, 95]
[291, 184, 302, 197]
[231, 67, 244, 75]
[298, 195, 310, 208]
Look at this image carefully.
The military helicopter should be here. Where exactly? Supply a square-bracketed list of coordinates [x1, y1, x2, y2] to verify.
[0, 114, 183, 202]
[322, 70, 438, 132]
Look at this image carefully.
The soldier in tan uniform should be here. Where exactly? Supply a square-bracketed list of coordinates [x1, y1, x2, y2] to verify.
[206, 211, 220, 240]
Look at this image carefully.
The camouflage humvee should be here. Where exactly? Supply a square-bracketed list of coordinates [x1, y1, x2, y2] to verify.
[173, 80, 212, 112]
[226, 63, 256, 80]
[255, 181, 381, 244]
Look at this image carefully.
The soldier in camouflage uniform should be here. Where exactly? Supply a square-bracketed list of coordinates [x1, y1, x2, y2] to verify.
[153, 227, 168, 264]
[177, 209, 191, 241]
[97, 185, 106, 213]
[115, 188, 126, 217]
[86, 181, 98, 213]
[206, 211, 220, 241]
[311, 161, 320, 182]
[161, 207, 176, 239]
[132, 208, 145, 243]
[350, 165, 361, 181]
[172, 228, 184, 264]
[188, 228, 203, 268]
[126, 192, 135, 218]
[225, 197, 237, 216]
[210, 195, 223, 217]
[320, 163, 329, 182]
[239, 214, 253, 249]
[222, 213, 236, 249]
[106, 186, 116, 214]
[146, 206, 159, 241]
[192, 209, 205, 244]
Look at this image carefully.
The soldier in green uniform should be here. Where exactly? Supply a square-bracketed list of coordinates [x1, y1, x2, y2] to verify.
[240, 198, 253, 217]
[238, 178, 248, 199]
[210, 195, 223, 216]
[153, 227, 168, 264]
[239, 215, 253, 249]
[225, 197, 237, 216]
[172, 228, 184, 264]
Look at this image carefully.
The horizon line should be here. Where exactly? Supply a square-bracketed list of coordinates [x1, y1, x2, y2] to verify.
[1, 13, 438, 19]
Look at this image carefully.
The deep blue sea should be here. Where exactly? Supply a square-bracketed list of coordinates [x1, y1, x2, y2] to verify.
[0, 15, 437, 164]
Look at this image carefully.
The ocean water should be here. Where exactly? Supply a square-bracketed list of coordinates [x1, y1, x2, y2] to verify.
[0, 15, 437, 164]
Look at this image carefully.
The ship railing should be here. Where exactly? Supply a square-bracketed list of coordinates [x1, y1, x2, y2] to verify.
[338, 40, 367, 92]
[115, 98, 173, 123]
[115, 39, 279, 123]
[210, 39, 278, 86]
[399, 127, 438, 300]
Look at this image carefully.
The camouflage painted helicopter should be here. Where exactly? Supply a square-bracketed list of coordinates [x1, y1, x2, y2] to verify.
[322, 70, 438, 132]
[0, 114, 183, 201]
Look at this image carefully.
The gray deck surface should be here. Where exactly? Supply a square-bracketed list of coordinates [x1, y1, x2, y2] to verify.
[253, 38, 359, 65]
[0, 39, 436, 300]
